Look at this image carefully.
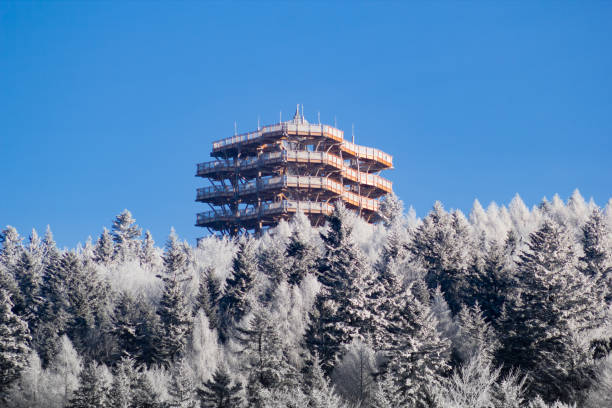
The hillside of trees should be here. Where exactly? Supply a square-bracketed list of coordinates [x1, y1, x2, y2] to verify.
[1, 190, 612, 408]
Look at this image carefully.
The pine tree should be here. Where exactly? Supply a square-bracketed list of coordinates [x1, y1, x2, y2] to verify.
[66, 361, 109, 408]
[496, 220, 605, 403]
[197, 366, 244, 408]
[0, 288, 31, 397]
[112, 209, 142, 263]
[94, 227, 114, 266]
[218, 237, 256, 341]
[156, 230, 193, 365]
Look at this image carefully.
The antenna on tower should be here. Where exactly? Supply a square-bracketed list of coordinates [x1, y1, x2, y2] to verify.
[334, 115, 337, 128]
[352, 123, 355, 144]
[301, 104, 304, 123]
[257, 115, 260, 130]
[234, 121, 237, 136]
[279, 111, 282, 124]
[318, 111, 320, 125]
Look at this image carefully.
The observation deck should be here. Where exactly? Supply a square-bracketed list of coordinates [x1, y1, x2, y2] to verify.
[195, 106, 393, 235]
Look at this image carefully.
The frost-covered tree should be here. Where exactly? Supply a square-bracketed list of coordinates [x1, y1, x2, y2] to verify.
[94, 227, 114, 266]
[197, 366, 244, 408]
[304, 353, 346, 408]
[131, 370, 163, 408]
[196, 269, 222, 331]
[0, 288, 31, 397]
[383, 287, 451, 407]
[409, 202, 473, 315]
[305, 203, 372, 375]
[331, 338, 377, 405]
[578, 209, 612, 302]
[13, 243, 45, 326]
[453, 302, 499, 365]
[238, 308, 298, 406]
[218, 237, 257, 342]
[496, 220, 605, 403]
[140, 230, 158, 268]
[167, 358, 198, 408]
[378, 192, 405, 228]
[66, 361, 109, 408]
[156, 230, 193, 366]
[0, 225, 24, 270]
[285, 218, 318, 287]
[111, 209, 142, 263]
[48, 335, 83, 407]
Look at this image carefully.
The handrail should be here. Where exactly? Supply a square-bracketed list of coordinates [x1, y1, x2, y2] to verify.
[196, 151, 392, 192]
[210, 122, 391, 167]
[196, 200, 336, 224]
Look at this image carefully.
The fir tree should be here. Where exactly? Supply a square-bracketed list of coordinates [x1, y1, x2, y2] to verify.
[94, 227, 114, 266]
[578, 209, 612, 302]
[0, 225, 23, 270]
[305, 202, 372, 374]
[285, 221, 317, 286]
[131, 370, 162, 408]
[111, 209, 142, 263]
[453, 302, 499, 365]
[140, 230, 157, 268]
[383, 287, 451, 407]
[108, 357, 137, 408]
[167, 359, 198, 408]
[238, 308, 298, 406]
[378, 192, 405, 228]
[496, 220, 605, 403]
[156, 230, 193, 365]
[218, 237, 257, 341]
[66, 361, 109, 408]
[0, 288, 31, 398]
[196, 269, 221, 331]
[409, 202, 473, 315]
[197, 366, 244, 408]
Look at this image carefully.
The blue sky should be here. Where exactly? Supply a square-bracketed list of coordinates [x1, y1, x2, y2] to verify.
[1, 2, 611, 248]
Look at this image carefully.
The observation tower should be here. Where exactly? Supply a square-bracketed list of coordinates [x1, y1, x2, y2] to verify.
[195, 106, 393, 235]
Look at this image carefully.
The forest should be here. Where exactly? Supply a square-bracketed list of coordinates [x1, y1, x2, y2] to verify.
[1, 190, 611, 408]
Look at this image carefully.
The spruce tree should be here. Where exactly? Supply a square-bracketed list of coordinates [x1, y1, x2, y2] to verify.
[496, 220, 605, 403]
[409, 202, 473, 315]
[167, 359, 198, 408]
[578, 209, 612, 302]
[131, 370, 162, 408]
[66, 361, 109, 408]
[156, 230, 193, 366]
[196, 269, 221, 331]
[113, 292, 160, 365]
[0, 226, 23, 271]
[218, 237, 256, 341]
[111, 209, 142, 263]
[305, 202, 372, 374]
[197, 366, 244, 408]
[238, 308, 298, 406]
[108, 357, 137, 408]
[94, 227, 114, 266]
[383, 286, 451, 407]
[140, 230, 157, 268]
[285, 222, 317, 286]
[0, 288, 31, 398]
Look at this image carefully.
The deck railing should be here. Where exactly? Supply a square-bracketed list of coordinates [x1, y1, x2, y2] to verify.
[196, 151, 392, 192]
[196, 200, 335, 224]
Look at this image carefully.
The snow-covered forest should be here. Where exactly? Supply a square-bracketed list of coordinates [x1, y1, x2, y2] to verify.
[2, 190, 612, 408]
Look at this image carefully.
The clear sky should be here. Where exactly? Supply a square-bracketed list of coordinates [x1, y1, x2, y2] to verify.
[1, 2, 611, 248]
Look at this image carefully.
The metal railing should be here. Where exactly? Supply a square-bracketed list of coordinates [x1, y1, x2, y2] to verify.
[196, 151, 392, 192]
[196, 200, 335, 224]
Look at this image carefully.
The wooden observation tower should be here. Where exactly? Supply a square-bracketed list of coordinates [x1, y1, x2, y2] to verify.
[195, 106, 393, 235]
